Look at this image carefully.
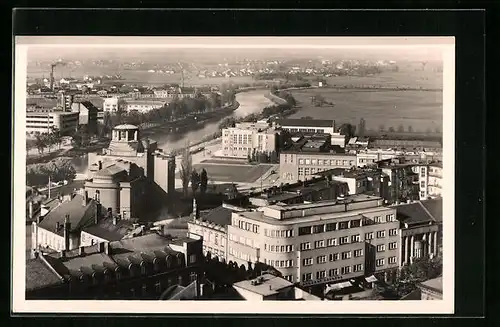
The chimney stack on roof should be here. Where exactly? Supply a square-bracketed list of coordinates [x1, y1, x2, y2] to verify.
[79, 246, 85, 256]
[83, 191, 89, 206]
[64, 214, 71, 251]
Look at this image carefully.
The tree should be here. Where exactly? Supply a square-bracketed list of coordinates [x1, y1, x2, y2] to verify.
[190, 169, 200, 195]
[48, 127, 63, 150]
[200, 168, 208, 195]
[388, 126, 396, 133]
[358, 118, 366, 138]
[407, 125, 414, 133]
[379, 124, 386, 132]
[26, 157, 76, 187]
[338, 123, 356, 146]
[34, 134, 47, 154]
[179, 146, 193, 197]
[397, 124, 405, 133]
[390, 255, 442, 298]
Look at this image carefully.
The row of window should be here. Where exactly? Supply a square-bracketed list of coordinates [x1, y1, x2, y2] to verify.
[377, 256, 398, 266]
[297, 218, 396, 236]
[264, 244, 294, 253]
[264, 229, 294, 238]
[234, 219, 260, 234]
[228, 234, 260, 248]
[286, 128, 325, 133]
[298, 158, 355, 167]
[300, 231, 397, 251]
[302, 249, 364, 266]
[263, 258, 294, 268]
[228, 247, 257, 263]
[302, 265, 363, 281]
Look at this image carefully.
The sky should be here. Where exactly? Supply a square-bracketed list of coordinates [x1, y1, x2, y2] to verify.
[20, 36, 450, 63]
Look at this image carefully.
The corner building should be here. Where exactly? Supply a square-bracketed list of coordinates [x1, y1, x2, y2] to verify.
[227, 195, 400, 287]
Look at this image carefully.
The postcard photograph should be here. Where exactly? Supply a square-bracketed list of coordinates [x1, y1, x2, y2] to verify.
[12, 36, 454, 314]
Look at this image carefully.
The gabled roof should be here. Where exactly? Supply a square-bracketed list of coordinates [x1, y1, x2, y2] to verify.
[396, 199, 442, 225]
[82, 217, 136, 242]
[200, 206, 233, 227]
[38, 194, 98, 235]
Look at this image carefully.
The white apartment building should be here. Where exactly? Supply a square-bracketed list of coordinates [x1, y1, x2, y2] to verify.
[222, 121, 280, 158]
[412, 163, 443, 200]
[103, 97, 125, 113]
[124, 100, 166, 113]
[26, 111, 79, 136]
[226, 195, 401, 286]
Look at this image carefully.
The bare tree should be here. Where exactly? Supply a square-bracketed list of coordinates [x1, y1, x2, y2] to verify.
[179, 145, 193, 197]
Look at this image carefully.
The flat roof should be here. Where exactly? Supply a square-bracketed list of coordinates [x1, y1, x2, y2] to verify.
[233, 274, 293, 297]
[278, 119, 334, 128]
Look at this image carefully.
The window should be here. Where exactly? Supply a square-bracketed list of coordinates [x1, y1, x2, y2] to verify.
[420, 181, 426, 188]
[303, 258, 313, 266]
[298, 226, 312, 235]
[386, 214, 395, 222]
[155, 281, 162, 293]
[339, 221, 349, 230]
[317, 255, 327, 264]
[189, 254, 197, 264]
[325, 223, 336, 231]
[302, 273, 312, 281]
[298, 159, 304, 165]
[420, 191, 426, 198]
[388, 256, 398, 264]
[353, 264, 363, 272]
[421, 167, 426, 176]
[389, 242, 398, 250]
[374, 216, 382, 223]
[351, 234, 360, 243]
[284, 275, 293, 282]
[329, 268, 339, 277]
[316, 270, 326, 279]
[354, 249, 364, 257]
[329, 253, 339, 261]
[389, 228, 398, 236]
[341, 266, 351, 274]
[377, 230, 386, 238]
[339, 236, 349, 245]
[315, 240, 325, 248]
[300, 242, 311, 251]
[376, 258, 385, 267]
[342, 251, 352, 260]
[313, 225, 324, 234]
[350, 219, 361, 228]
[327, 238, 337, 247]
[365, 232, 374, 240]
[377, 244, 386, 252]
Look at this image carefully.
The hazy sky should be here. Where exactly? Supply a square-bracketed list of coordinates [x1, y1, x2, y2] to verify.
[21, 36, 450, 62]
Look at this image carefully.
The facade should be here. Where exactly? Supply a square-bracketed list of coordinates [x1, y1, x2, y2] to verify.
[427, 163, 443, 199]
[103, 97, 126, 113]
[395, 198, 442, 265]
[26, 234, 203, 300]
[369, 138, 442, 152]
[280, 151, 357, 182]
[378, 160, 420, 205]
[123, 100, 166, 113]
[316, 168, 387, 197]
[277, 119, 336, 136]
[221, 121, 280, 158]
[417, 276, 443, 300]
[26, 111, 79, 136]
[226, 195, 401, 287]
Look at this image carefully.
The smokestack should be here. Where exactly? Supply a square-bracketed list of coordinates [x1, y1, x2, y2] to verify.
[98, 242, 105, 253]
[28, 201, 34, 220]
[79, 246, 85, 256]
[112, 216, 117, 225]
[104, 242, 111, 255]
[63, 214, 71, 251]
[98, 161, 103, 170]
[55, 221, 60, 231]
[83, 191, 89, 206]
[193, 197, 200, 219]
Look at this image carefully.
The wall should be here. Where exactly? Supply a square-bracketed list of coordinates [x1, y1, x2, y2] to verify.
[80, 230, 108, 246]
[188, 221, 228, 259]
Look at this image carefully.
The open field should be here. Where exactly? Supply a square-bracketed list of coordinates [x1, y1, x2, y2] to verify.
[290, 87, 443, 133]
[179, 163, 274, 184]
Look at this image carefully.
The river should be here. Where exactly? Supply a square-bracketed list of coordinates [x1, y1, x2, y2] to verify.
[71, 90, 274, 172]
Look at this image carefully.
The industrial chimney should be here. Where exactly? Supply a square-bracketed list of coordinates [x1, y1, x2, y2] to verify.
[63, 214, 71, 251]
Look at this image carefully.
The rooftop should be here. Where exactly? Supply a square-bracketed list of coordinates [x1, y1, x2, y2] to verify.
[233, 274, 293, 297]
[198, 205, 233, 227]
[38, 194, 98, 236]
[395, 198, 442, 225]
[25, 257, 64, 291]
[278, 119, 334, 128]
[82, 217, 136, 242]
[316, 168, 381, 179]
[418, 276, 443, 294]
[113, 124, 139, 130]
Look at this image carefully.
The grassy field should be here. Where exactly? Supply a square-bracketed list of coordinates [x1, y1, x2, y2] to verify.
[290, 87, 443, 133]
[180, 163, 273, 184]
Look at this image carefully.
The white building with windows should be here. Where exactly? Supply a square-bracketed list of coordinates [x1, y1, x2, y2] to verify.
[221, 121, 280, 158]
[411, 162, 443, 200]
[26, 110, 80, 136]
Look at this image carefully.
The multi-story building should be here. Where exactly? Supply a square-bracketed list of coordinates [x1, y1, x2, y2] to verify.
[26, 110, 79, 136]
[378, 160, 420, 205]
[103, 97, 126, 113]
[369, 138, 442, 152]
[280, 150, 357, 182]
[226, 195, 401, 288]
[427, 162, 443, 199]
[221, 121, 281, 159]
[123, 100, 166, 113]
[277, 118, 336, 136]
[26, 233, 203, 300]
[316, 168, 387, 198]
[71, 100, 99, 134]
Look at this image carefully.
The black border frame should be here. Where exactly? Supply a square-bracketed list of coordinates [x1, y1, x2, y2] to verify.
[10, 7, 487, 323]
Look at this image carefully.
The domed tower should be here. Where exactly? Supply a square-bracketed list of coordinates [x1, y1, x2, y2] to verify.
[106, 124, 142, 156]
